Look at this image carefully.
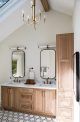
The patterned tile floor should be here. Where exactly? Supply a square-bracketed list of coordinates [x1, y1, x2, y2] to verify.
[0, 110, 56, 122]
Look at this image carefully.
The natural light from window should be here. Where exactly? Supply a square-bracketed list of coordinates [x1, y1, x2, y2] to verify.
[0, 0, 10, 8]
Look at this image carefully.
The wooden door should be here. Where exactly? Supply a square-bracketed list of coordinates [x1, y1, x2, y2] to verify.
[44, 90, 56, 116]
[56, 33, 74, 122]
[56, 33, 74, 90]
[34, 89, 43, 113]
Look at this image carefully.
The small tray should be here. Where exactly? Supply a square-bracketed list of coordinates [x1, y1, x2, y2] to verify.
[25, 79, 35, 85]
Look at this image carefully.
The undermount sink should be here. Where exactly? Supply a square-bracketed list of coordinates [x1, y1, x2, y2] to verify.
[8, 82, 23, 85]
[39, 84, 51, 86]
[36, 83, 55, 87]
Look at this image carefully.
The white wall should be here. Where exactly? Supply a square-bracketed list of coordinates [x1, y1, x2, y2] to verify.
[73, 0, 80, 122]
[0, 10, 73, 101]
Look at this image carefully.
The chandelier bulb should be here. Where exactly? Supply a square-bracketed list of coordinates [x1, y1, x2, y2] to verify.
[22, 10, 24, 15]
[34, 22, 36, 30]
[44, 15, 46, 23]
[22, 0, 46, 29]
[39, 9, 41, 13]
[27, 15, 30, 23]
[22, 10, 24, 21]
[31, 0, 33, 7]
[27, 15, 30, 19]
[39, 10, 41, 20]
[40, 13, 41, 20]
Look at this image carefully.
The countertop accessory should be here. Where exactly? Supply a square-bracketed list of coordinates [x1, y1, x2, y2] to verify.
[25, 79, 35, 85]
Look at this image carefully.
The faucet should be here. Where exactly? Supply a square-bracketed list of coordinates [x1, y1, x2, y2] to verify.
[46, 77, 49, 84]
[14, 77, 19, 82]
[10, 77, 20, 83]
[46, 77, 52, 84]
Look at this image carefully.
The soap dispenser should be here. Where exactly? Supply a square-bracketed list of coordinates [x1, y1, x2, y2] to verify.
[29, 67, 35, 80]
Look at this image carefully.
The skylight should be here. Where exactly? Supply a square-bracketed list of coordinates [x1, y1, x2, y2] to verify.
[0, 0, 26, 22]
[0, 0, 10, 8]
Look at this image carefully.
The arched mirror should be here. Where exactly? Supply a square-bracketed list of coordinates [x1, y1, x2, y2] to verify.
[12, 50, 25, 78]
[40, 48, 56, 79]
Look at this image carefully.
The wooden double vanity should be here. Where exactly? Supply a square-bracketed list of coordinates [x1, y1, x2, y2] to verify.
[1, 35, 56, 117]
[1, 33, 74, 122]
[1, 85, 56, 117]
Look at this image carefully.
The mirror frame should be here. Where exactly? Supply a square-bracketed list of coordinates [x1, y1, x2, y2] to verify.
[40, 48, 56, 80]
[12, 49, 25, 78]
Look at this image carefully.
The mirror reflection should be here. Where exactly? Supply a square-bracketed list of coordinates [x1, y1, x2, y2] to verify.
[40, 49, 56, 79]
[12, 50, 25, 78]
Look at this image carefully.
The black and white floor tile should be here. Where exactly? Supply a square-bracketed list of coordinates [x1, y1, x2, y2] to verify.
[0, 110, 56, 122]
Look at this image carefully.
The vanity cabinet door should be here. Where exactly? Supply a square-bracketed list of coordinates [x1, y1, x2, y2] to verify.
[1, 86, 15, 110]
[34, 89, 43, 113]
[44, 90, 56, 116]
[16, 88, 34, 112]
[56, 33, 74, 122]
[34, 89, 56, 116]
[8, 88, 15, 109]
[1, 87, 9, 109]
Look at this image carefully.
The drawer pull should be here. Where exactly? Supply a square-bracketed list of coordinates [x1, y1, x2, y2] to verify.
[21, 95, 32, 100]
[21, 104, 32, 110]
[20, 89, 33, 93]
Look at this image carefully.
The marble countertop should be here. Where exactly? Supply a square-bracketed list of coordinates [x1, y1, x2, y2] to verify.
[1, 82, 56, 90]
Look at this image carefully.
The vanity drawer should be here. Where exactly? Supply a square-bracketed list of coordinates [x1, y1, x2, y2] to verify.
[19, 102, 33, 111]
[20, 93, 33, 102]
[19, 88, 33, 94]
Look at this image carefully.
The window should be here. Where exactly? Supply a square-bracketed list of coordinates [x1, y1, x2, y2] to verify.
[0, 0, 10, 8]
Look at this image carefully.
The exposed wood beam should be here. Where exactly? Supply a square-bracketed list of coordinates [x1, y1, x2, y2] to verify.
[40, 0, 50, 12]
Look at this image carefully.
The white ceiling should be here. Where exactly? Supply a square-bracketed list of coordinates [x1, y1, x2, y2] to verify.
[0, 0, 75, 42]
[49, 0, 75, 16]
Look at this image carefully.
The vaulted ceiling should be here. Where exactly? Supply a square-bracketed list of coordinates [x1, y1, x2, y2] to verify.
[0, 0, 75, 42]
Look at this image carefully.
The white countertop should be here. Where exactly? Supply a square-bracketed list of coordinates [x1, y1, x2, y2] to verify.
[1, 82, 56, 90]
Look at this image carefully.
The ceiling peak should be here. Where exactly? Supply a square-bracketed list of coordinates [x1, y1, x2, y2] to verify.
[40, 0, 50, 12]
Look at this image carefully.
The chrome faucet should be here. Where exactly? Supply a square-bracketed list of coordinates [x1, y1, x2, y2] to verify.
[14, 77, 19, 82]
[10, 77, 20, 83]
[46, 77, 50, 84]
[45, 77, 52, 84]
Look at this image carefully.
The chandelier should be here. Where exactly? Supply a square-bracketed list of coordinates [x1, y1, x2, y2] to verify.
[22, 0, 46, 29]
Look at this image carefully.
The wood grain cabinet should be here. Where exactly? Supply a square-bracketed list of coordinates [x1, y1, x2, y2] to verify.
[44, 90, 56, 116]
[16, 88, 34, 112]
[34, 89, 43, 113]
[34, 89, 56, 116]
[1, 86, 15, 110]
[56, 33, 74, 122]
[1, 86, 56, 117]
